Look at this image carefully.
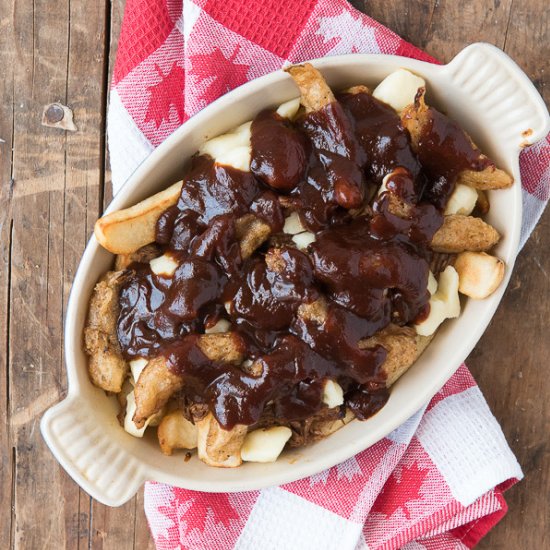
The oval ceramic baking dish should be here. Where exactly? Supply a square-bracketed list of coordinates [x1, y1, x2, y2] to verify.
[41, 43, 549, 506]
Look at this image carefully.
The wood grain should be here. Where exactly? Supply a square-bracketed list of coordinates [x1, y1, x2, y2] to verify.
[0, 0, 547, 548]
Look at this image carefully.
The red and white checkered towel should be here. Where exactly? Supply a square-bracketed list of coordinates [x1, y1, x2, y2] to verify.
[107, 0, 550, 548]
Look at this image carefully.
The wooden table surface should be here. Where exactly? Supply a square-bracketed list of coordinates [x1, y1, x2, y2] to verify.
[1, 0, 548, 547]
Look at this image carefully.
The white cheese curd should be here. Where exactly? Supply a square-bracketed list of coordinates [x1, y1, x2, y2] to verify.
[129, 358, 148, 385]
[205, 318, 231, 334]
[123, 391, 148, 438]
[292, 231, 316, 250]
[454, 252, 505, 299]
[444, 184, 479, 215]
[427, 271, 438, 296]
[322, 379, 344, 408]
[200, 122, 252, 171]
[276, 97, 301, 119]
[373, 69, 426, 113]
[150, 253, 179, 277]
[283, 211, 306, 235]
[415, 266, 461, 336]
[241, 426, 293, 463]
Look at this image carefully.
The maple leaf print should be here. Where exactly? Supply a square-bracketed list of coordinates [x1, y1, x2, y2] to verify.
[372, 462, 429, 520]
[190, 46, 251, 103]
[172, 488, 240, 536]
[315, 11, 381, 56]
[144, 62, 185, 128]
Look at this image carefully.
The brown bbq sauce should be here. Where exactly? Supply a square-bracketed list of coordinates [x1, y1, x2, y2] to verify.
[116, 90, 485, 430]
[409, 98, 494, 209]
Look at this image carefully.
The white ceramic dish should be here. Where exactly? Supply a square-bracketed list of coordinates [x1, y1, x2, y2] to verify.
[41, 43, 549, 506]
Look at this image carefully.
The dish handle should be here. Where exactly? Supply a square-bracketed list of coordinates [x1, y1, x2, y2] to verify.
[41, 397, 146, 507]
[443, 42, 550, 151]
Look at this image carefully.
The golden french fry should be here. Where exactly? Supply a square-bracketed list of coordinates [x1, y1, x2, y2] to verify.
[85, 329, 128, 393]
[454, 251, 505, 299]
[297, 297, 328, 325]
[95, 181, 182, 254]
[431, 215, 500, 253]
[84, 271, 128, 393]
[343, 85, 370, 95]
[401, 90, 512, 190]
[196, 413, 247, 468]
[309, 407, 355, 439]
[285, 63, 335, 113]
[359, 324, 418, 386]
[114, 243, 161, 271]
[234, 214, 272, 259]
[475, 189, 490, 215]
[133, 333, 245, 427]
[133, 356, 183, 428]
[457, 167, 513, 190]
[158, 410, 198, 455]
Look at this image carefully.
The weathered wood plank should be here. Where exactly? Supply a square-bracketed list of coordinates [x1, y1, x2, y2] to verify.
[361, 2, 549, 547]
[5, 0, 107, 547]
[87, 1, 142, 548]
[0, 0, 16, 546]
[468, 0, 550, 546]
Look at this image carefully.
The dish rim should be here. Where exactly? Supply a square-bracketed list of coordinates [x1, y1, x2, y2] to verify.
[41, 43, 550, 504]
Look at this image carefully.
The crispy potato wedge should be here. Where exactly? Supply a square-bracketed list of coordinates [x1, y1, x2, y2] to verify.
[475, 190, 490, 215]
[454, 251, 505, 299]
[85, 329, 128, 393]
[114, 243, 161, 271]
[431, 215, 500, 253]
[133, 356, 183, 428]
[309, 407, 355, 439]
[344, 84, 370, 95]
[235, 214, 272, 259]
[457, 167, 513, 191]
[196, 413, 247, 468]
[359, 324, 418, 386]
[84, 271, 128, 392]
[401, 90, 512, 190]
[158, 410, 198, 455]
[95, 181, 182, 254]
[285, 63, 335, 113]
[133, 333, 245, 427]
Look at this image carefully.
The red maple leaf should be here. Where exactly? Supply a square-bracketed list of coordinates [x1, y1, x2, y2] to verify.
[173, 488, 240, 535]
[190, 46, 250, 103]
[144, 62, 185, 128]
[372, 462, 429, 519]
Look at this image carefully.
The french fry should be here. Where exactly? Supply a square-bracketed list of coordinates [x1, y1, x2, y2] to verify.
[454, 251, 505, 299]
[84, 271, 128, 393]
[133, 333, 245, 427]
[94, 181, 182, 254]
[475, 190, 490, 215]
[234, 214, 272, 259]
[401, 90, 512, 190]
[133, 356, 183, 428]
[343, 85, 370, 95]
[158, 410, 198, 455]
[359, 324, 418, 386]
[309, 407, 355, 439]
[114, 243, 161, 271]
[196, 413, 247, 468]
[431, 215, 500, 253]
[285, 63, 335, 112]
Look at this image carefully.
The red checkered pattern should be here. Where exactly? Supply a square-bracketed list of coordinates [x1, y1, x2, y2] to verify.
[107, 1, 549, 548]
